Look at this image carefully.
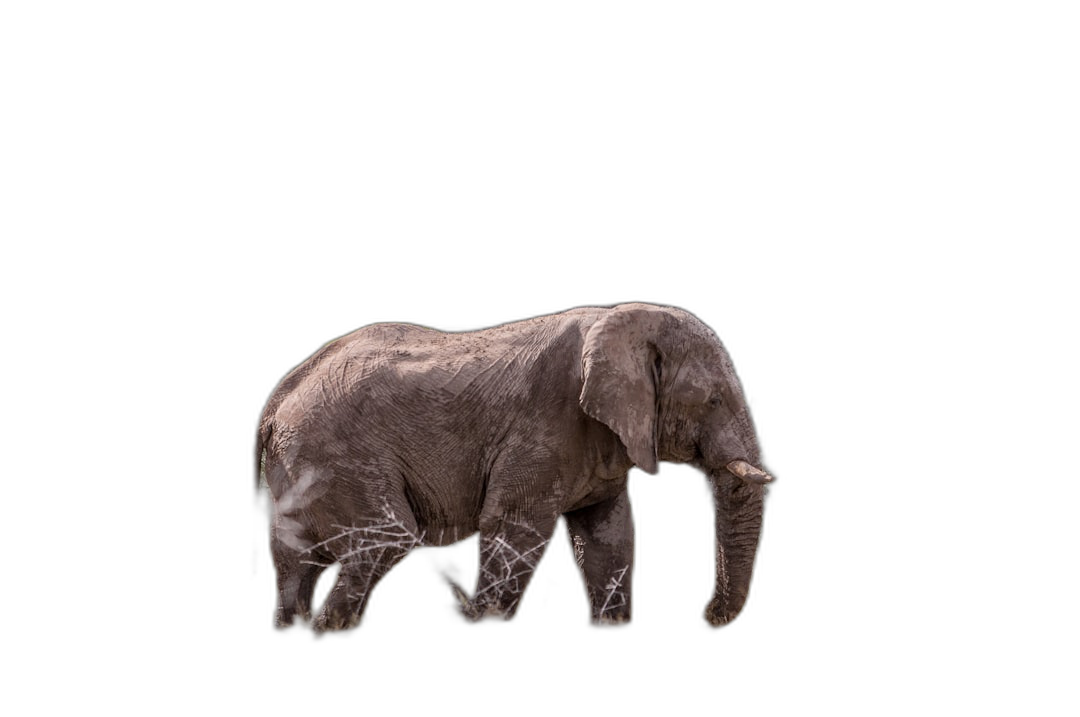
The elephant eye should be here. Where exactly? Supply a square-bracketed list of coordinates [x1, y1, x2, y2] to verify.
[708, 395, 722, 407]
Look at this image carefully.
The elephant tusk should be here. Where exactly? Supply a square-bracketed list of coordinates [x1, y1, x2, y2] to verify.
[726, 460, 774, 485]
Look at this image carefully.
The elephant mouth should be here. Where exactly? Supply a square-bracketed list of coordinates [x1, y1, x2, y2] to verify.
[726, 460, 774, 485]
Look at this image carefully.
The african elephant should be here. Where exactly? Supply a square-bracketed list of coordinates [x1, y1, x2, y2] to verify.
[256, 303, 773, 630]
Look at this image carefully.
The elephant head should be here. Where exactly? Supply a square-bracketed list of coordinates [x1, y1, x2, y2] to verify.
[580, 303, 772, 626]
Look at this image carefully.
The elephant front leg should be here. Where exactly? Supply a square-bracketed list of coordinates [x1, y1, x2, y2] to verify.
[564, 487, 634, 624]
[454, 515, 557, 621]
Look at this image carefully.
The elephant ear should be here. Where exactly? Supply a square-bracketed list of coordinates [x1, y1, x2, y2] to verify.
[579, 305, 674, 475]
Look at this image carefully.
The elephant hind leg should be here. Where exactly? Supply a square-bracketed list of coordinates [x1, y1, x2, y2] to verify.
[312, 548, 411, 631]
[312, 499, 423, 632]
[456, 514, 557, 621]
[271, 520, 330, 628]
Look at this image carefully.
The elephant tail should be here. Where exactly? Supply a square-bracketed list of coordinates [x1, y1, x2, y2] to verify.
[255, 422, 271, 491]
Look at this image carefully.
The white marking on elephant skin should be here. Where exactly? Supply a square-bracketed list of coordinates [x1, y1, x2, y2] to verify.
[275, 466, 321, 515]
[272, 468, 328, 552]
[300, 498, 425, 604]
[572, 535, 586, 568]
[276, 516, 313, 552]
[598, 565, 629, 619]
[470, 519, 549, 613]
[300, 496, 425, 561]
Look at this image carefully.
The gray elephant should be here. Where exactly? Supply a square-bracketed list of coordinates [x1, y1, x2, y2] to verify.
[256, 303, 773, 630]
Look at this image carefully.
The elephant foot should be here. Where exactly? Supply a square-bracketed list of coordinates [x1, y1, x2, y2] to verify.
[460, 600, 514, 626]
[313, 608, 360, 633]
[460, 601, 513, 622]
[447, 578, 515, 621]
[592, 610, 630, 626]
[275, 603, 313, 629]
[704, 598, 742, 627]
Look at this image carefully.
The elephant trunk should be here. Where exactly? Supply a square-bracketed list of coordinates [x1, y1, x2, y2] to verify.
[704, 408, 773, 626]
[705, 469, 766, 626]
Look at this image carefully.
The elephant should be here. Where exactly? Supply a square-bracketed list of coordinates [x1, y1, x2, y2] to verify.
[256, 303, 773, 630]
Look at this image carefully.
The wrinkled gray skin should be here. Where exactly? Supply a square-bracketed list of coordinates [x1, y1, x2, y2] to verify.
[257, 303, 771, 630]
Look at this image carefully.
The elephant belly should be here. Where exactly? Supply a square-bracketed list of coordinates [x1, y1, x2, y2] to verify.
[418, 522, 479, 547]
[400, 460, 486, 547]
